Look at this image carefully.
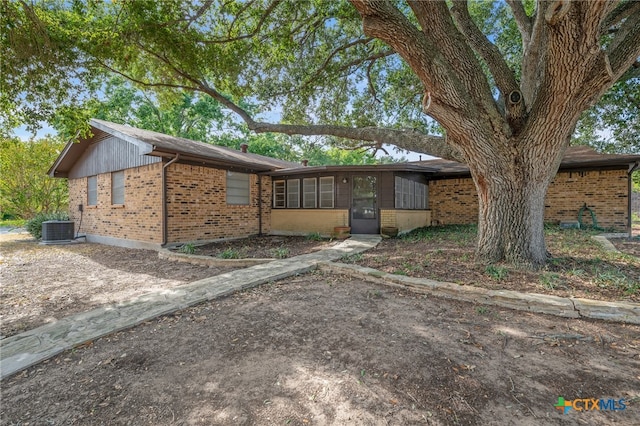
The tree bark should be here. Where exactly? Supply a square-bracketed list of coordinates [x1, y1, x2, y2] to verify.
[460, 130, 563, 268]
[474, 168, 552, 268]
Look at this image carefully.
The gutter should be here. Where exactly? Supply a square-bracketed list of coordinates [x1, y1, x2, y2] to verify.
[161, 154, 180, 246]
[629, 161, 639, 237]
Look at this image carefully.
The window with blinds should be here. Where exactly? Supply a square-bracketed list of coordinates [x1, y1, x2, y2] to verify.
[273, 180, 285, 208]
[226, 171, 250, 205]
[395, 176, 428, 209]
[303, 178, 317, 208]
[319, 176, 334, 208]
[111, 171, 125, 205]
[287, 179, 300, 208]
[87, 175, 97, 206]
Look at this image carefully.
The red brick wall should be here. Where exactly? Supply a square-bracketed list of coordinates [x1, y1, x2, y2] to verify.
[428, 168, 629, 231]
[165, 164, 271, 243]
[68, 163, 163, 243]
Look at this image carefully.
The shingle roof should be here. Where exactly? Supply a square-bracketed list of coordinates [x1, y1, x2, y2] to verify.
[411, 146, 640, 176]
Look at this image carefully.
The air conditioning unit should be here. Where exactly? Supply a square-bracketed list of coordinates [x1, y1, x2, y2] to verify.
[41, 220, 75, 244]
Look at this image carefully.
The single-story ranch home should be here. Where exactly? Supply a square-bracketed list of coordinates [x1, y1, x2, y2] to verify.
[48, 119, 640, 249]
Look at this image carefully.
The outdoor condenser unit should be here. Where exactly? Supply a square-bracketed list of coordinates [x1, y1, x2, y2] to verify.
[41, 220, 75, 244]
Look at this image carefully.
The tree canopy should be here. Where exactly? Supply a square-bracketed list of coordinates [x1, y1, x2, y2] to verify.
[2, 0, 639, 267]
[0, 137, 68, 219]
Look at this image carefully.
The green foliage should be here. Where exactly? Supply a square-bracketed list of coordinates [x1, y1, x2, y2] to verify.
[305, 232, 324, 241]
[0, 218, 26, 228]
[270, 246, 290, 259]
[539, 272, 564, 290]
[218, 248, 242, 259]
[179, 243, 196, 255]
[93, 77, 228, 142]
[340, 253, 363, 263]
[476, 306, 489, 315]
[400, 224, 478, 243]
[573, 78, 640, 154]
[0, 137, 68, 219]
[25, 211, 69, 240]
[484, 265, 509, 281]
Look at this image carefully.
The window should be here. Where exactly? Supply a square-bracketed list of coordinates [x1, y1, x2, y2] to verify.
[87, 175, 97, 206]
[227, 171, 250, 205]
[303, 178, 317, 208]
[287, 179, 300, 208]
[319, 177, 334, 208]
[402, 178, 411, 209]
[111, 171, 125, 205]
[273, 180, 285, 208]
[394, 176, 402, 209]
[395, 176, 428, 209]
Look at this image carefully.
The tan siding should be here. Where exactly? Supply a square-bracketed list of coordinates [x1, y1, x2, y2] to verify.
[270, 209, 349, 236]
[380, 210, 431, 233]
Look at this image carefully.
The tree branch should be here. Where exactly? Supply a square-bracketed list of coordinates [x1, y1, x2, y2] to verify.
[96, 61, 199, 92]
[520, 1, 550, 109]
[200, 0, 281, 44]
[249, 122, 459, 160]
[450, 0, 524, 133]
[270, 49, 395, 98]
[606, 5, 640, 79]
[505, 0, 532, 46]
[601, 0, 640, 31]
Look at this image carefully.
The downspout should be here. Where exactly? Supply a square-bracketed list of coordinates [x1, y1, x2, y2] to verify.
[258, 174, 263, 236]
[162, 154, 180, 246]
[629, 161, 639, 237]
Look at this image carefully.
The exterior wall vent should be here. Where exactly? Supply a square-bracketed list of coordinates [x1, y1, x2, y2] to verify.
[41, 220, 75, 244]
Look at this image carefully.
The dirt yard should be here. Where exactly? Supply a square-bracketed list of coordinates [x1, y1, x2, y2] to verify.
[0, 233, 238, 338]
[2, 272, 639, 425]
[181, 235, 337, 259]
[353, 226, 640, 303]
[1, 230, 639, 425]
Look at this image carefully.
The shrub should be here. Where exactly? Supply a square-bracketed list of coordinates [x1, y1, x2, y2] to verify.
[218, 248, 241, 259]
[25, 211, 69, 239]
[271, 247, 290, 259]
[305, 232, 324, 241]
[179, 243, 196, 254]
[484, 265, 509, 281]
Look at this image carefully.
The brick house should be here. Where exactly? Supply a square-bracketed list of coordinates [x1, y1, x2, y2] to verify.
[48, 119, 300, 249]
[421, 148, 640, 232]
[49, 119, 640, 249]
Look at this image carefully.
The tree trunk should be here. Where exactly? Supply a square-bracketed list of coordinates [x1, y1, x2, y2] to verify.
[469, 139, 562, 269]
[475, 175, 551, 269]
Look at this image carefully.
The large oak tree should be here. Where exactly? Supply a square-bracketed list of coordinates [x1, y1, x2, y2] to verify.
[2, 0, 639, 268]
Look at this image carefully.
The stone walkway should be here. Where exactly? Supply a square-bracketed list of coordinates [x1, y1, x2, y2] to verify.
[0, 236, 381, 380]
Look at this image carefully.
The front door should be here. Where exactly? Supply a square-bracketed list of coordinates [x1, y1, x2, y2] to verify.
[351, 175, 378, 234]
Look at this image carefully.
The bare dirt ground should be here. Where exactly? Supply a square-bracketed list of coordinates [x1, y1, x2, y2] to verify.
[353, 226, 640, 303]
[1, 229, 639, 425]
[0, 233, 238, 338]
[2, 272, 640, 425]
[178, 235, 337, 259]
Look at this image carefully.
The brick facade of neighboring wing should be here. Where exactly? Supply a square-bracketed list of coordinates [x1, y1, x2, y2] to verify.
[428, 168, 629, 231]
